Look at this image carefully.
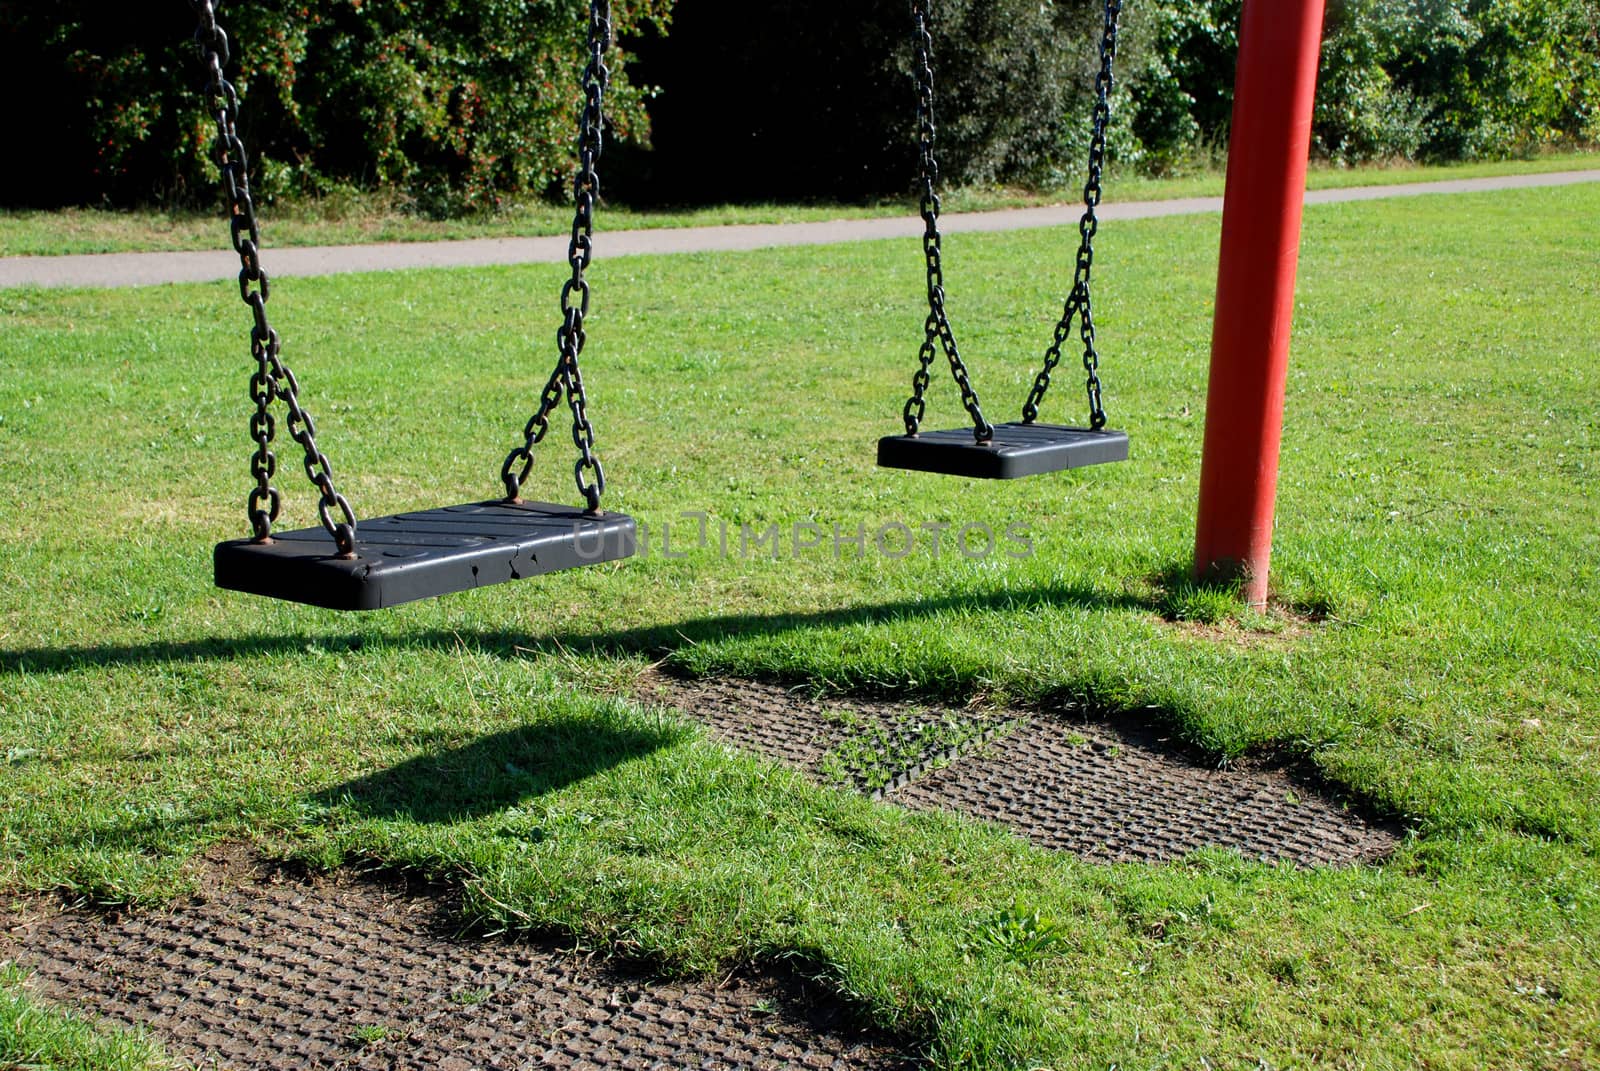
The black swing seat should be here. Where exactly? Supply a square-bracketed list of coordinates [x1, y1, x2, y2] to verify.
[878, 422, 1128, 479]
[214, 500, 636, 611]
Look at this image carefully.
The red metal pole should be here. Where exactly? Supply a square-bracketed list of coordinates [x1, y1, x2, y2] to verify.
[1193, 0, 1327, 608]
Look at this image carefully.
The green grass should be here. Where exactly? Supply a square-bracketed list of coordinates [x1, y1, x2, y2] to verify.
[2, 182, 1599, 1067]
[1, 150, 1594, 257]
[0, 965, 168, 1070]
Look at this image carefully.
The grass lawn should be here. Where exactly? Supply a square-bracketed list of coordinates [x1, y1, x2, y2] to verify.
[2, 181, 1598, 1068]
[0, 150, 1593, 257]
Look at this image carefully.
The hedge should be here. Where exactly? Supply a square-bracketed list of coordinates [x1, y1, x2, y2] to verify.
[0, 0, 669, 213]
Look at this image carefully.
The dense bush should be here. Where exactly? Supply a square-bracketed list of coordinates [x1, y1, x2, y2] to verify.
[899, 0, 1145, 187]
[1315, 0, 1600, 161]
[1121, 0, 1600, 168]
[1120, 0, 1240, 171]
[0, 0, 669, 212]
[594, 0, 1600, 204]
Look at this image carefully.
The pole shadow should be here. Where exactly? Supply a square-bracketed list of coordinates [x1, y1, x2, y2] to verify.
[0, 580, 1161, 678]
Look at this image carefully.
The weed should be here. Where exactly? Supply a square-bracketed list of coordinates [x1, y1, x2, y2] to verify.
[348, 1023, 392, 1046]
[819, 710, 1004, 792]
[971, 903, 1071, 965]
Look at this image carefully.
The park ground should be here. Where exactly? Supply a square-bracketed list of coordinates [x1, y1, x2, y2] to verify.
[1, 159, 1598, 1067]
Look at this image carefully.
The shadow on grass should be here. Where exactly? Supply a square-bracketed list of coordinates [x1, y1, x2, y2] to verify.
[315, 716, 686, 823]
[0, 580, 1158, 677]
[0, 634, 368, 675]
[29, 716, 683, 871]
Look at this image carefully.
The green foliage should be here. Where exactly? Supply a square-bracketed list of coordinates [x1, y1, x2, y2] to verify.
[817, 707, 1003, 792]
[2, 0, 1592, 209]
[612, 0, 1599, 197]
[894, 0, 1134, 187]
[0, 0, 668, 213]
[1121, 0, 1239, 173]
[1316, 0, 1600, 162]
[625, 0, 1126, 202]
[969, 903, 1072, 965]
[1107, 0, 1599, 169]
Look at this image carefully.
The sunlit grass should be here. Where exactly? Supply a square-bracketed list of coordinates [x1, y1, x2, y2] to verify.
[2, 183, 1597, 1067]
[0, 965, 168, 1071]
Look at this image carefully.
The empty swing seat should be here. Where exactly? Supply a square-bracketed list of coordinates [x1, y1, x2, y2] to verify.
[214, 500, 636, 611]
[877, 422, 1128, 480]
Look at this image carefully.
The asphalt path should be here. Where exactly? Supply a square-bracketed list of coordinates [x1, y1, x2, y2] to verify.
[3, 169, 1596, 290]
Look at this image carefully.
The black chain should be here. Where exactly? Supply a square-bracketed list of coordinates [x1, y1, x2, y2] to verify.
[190, 0, 357, 556]
[503, 0, 610, 512]
[1023, 0, 1121, 431]
[902, 0, 993, 443]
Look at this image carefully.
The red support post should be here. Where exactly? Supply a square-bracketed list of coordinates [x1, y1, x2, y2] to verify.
[1193, 0, 1328, 608]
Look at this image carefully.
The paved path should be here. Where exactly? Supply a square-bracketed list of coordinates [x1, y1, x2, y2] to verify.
[4, 169, 1597, 290]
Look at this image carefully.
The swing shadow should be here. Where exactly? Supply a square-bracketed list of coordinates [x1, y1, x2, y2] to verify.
[0, 633, 373, 676]
[34, 717, 684, 859]
[0, 580, 1158, 678]
[312, 716, 686, 823]
[8, 582, 1155, 844]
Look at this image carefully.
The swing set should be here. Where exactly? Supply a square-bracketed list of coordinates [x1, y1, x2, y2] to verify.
[192, 0, 1324, 612]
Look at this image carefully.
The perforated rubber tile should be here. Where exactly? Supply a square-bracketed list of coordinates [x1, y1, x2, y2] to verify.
[637, 673, 1012, 795]
[637, 674, 847, 777]
[1, 863, 918, 1071]
[889, 715, 1396, 865]
[646, 674, 1397, 867]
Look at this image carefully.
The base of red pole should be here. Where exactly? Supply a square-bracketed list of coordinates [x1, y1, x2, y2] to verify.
[1194, 556, 1270, 610]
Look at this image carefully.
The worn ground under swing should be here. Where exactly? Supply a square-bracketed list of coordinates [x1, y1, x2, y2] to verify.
[2, 676, 1394, 1068]
[644, 673, 1396, 867]
[3, 846, 915, 1070]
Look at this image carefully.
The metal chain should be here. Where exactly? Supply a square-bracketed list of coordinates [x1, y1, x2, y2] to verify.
[190, 0, 357, 556]
[503, 0, 610, 512]
[902, 0, 993, 442]
[1023, 0, 1121, 431]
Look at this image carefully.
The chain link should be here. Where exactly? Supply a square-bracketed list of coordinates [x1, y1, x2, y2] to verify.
[503, 0, 611, 512]
[1023, 0, 1121, 431]
[190, 0, 357, 556]
[901, 0, 993, 442]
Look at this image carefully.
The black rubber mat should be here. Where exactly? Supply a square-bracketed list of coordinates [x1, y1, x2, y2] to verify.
[637, 673, 1013, 796]
[891, 715, 1396, 865]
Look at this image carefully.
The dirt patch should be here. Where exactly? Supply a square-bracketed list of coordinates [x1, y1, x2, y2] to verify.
[642, 673, 1398, 867]
[1, 853, 919, 1071]
[1159, 612, 1314, 648]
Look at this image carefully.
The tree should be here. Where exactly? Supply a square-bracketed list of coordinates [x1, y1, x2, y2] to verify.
[0, 0, 670, 211]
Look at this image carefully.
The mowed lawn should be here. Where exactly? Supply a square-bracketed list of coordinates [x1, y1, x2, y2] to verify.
[1, 183, 1597, 1068]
